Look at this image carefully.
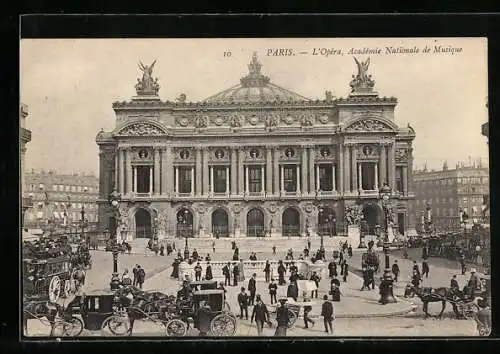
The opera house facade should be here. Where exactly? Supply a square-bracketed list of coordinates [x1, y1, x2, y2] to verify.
[96, 53, 416, 241]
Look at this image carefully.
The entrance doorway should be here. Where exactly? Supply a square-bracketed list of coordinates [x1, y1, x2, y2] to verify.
[282, 207, 300, 237]
[247, 208, 265, 237]
[363, 204, 380, 235]
[318, 207, 337, 236]
[176, 208, 194, 238]
[135, 208, 152, 238]
[397, 213, 405, 235]
[212, 208, 229, 237]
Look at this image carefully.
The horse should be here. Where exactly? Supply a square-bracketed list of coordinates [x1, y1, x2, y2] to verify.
[23, 299, 80, 336]
[113, 286, 176, 335]
[404, 284, 464, 319]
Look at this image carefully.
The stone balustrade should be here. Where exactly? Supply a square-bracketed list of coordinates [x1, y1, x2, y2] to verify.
[178, 259, 326, 283]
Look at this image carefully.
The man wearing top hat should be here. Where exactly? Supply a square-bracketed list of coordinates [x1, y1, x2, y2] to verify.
[251, 294, 269, 336]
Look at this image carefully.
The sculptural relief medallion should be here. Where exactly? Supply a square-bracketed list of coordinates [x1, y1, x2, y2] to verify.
[318, 115, 330, 124]
[283, 115, 295, 125]
[249, 115, 260, 125]
[213, 116, 225, 126]
[176, 117, 190, 127]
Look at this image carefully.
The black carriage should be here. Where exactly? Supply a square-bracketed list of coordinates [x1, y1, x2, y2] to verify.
[188, 280, 218, 291]
[165, 289, 237, 336]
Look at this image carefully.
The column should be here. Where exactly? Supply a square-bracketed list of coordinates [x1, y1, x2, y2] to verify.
[380, 144, 387, 186]
[403, 166, 408, 195]
[273, 148, 280, 194]
[260, 166, 265, 193]
[280, 165, 284, 193]
[296, 165, 301, 193]
[266, 147, 272, 194]
[160, 147, 167, 195]
[119, 149, 125, 194]
[408, 148, 414, 194]
[374, 163, 379, 190]
[308, 146, 315, 194]
[351, 145, 357, 192]
[191, 167, 195, 196]
[175, 167, 179, 193]
[202, 148, 209, 195]
[338, 145, 344, 194]
[154, 148, 160, 195]
[316, 164, 320, 191]
[133, 166, 137, 193]
[149, 167, 153, 194]
[126, 148, 132, 194]
[358, 163, 362, 190]
[245, 166, 249, 194]
[332, 164, 336, 191]
[231, 148, 238, 195]
[344, 144, 350, 193]
[238, 148, 245, 195]
[210, 166, 214, 193]
[388, 143, 396, 191]
[225, 167, 230, 194]
[301, 146, 308, 195]
[115, 147, 119, 191]
[195, 148, 202, 196]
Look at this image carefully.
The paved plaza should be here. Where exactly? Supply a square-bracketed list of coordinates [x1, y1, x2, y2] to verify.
[25, 245, 481, 337]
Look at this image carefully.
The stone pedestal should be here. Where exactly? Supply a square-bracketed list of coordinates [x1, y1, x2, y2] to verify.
[387, 226, 395, 243]
[347, 225, 360, 248]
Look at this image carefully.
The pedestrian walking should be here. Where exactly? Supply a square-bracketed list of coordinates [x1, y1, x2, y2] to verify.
[264, 260, 271, 283]
[310, 271, 320, 298]
[132, 264, 139, 287]
[348, 244, 353, 258]
[411, 269, 421, 289]
[248, 273, 257, 306]
[392, 260, 400, 282]
[269, 278, 278, 304]
[205, 261, 213, 280]
[222, 262, 231, 286]
[272, 245, 276, 256]
[233, 263, 239, 286]
[171, 258, 180, 279]
[137, 265, 145, 289]
[307, 237, 311, 250]
[121, 269, 132, 286]
[159, 244, 165, 256]
[238, 287, 249, 320]
[342, 262, 349, 283]
[302, 292, 315, 329]
[172, 242, 176, 251]
[212, 241, 216, 253]
[321, 295, 334, 334]
[412, 261, 421, 278]
[251, 295, 269, 336]
[328, 260, 336, 278]
[274, 299, 290, 336]
[422, 260, 430, 278]
[330, 277, 341, 302]
[277, 260, 286, 285]
[194, 262, 203, 281]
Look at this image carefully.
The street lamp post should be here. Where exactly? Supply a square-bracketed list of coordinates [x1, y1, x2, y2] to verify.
[182, 210, 189, 260]
[108, 189, 122, 291]
[378, 183, 397, 304]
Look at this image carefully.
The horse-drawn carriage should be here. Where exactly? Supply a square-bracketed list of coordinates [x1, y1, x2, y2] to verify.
[70, 243, 92, 270]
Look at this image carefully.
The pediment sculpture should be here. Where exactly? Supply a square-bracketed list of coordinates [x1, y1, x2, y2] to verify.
[349, 57, 375, 93]
[194, 115, 208, 128]
[229, 113, 244, 128]
[300, 113, 315, 126]
[346, 119, 393, 132]
[265, 113, 279, 129]
[117, 122, 166, 136]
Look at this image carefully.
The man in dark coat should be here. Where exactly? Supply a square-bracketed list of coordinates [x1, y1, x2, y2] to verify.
[136, 265, 145, 289]
[232, 263, 239, 286]
[205, 261, 213, 280]
[251, 295, 269, 336]
[392, 260, 400, 282]
[248, 273, 257, 306]
[347, 244, 353, 258]
[194, 262, 203, 281]
[238, 287, 249, 320]
[264, 261, 271, 283]
[289, 262, 298, 274]
[422, 260, 430, 279]
[413, 261, 421, 278]
[222, 262, 231, 286]
[310, 272, 320, 298]
[289, 270, 299, 284]
[274, 299, 289, 336]
[321, 295, 334, 334]
[268, 279, 278, 304]
[342, 262, 349, 283]
[287, 281, 298, 302]
[132, 264, 139, 287]
[330, 277, 341, 302]
[303, 294, 315, 329]
[277, 261, 286, 285]
[171, 258, 180, 279]
[328, 261, 336, 278]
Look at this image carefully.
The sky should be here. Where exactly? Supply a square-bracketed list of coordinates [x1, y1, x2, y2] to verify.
[20, 38, 488, 175]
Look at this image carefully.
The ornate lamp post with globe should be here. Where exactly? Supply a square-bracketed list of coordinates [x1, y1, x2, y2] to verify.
[108, 189, 122, 291]
[378, 183, 397, 304]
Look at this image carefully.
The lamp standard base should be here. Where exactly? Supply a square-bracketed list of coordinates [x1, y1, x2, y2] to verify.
[110, 272, 121, 291]
[358, 238, 367, 248]
[378, 269, 397, 304]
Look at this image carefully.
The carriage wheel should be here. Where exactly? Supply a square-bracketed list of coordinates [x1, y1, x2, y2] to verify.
[463, 303, 480, 320]
[101, 315, 131, 336]
[165, 318, 188, 337]
[210, 313, 236, 336]
[48, 276, 61, 303]
[287, 309, 297, 328]
[51, 316, 84, 337]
